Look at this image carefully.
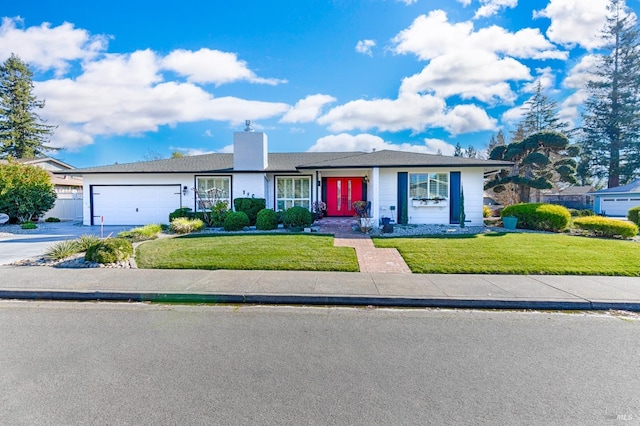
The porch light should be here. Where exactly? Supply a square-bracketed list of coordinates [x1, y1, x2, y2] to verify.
[363, 175, 369, 184]
[183, 185, 189, 196]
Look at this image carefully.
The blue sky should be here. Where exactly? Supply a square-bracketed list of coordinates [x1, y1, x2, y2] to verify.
[1, 0, 636, 167]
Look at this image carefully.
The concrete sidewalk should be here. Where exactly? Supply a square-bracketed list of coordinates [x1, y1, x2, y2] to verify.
[1, 266, 639, 311]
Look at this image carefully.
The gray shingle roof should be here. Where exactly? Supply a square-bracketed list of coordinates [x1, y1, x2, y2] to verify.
[65, 150, 513, 174]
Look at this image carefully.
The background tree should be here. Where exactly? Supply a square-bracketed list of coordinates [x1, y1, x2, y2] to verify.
[522, 82, 570, 136]
[0, 161, 56, 223]
[0, 54, 57, 159]
[580, 0, 640, 188]
[485, 131, 579, 203]
[454, 142, 463, 157]
[465, 145, 477, 158]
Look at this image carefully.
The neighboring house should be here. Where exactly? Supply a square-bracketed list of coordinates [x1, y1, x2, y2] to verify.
[591, 179, 640, 217]
[1, 157, 83, 220]
[65, 129, 512, 226]
[542, 185, 594, 211]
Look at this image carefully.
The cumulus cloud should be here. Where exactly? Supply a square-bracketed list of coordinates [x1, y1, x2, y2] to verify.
[534, 0, 609, 49]
[317, 92, 496, 135]
[0, 17, 108, 75]
[307, 133, 455, 155]
[391, 10, 566, 104]
[1, 20, 291, 150]
[280, 94, 336, 123]
[162, 48, 286, 86]
[355, 39, 376, 56]
[474, 0, 518, 19]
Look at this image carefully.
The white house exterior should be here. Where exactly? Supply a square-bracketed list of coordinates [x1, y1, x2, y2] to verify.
[591, 179, 640, 217]
[67, 130, 512, 227]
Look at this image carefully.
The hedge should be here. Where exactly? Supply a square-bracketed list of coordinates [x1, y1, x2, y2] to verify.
[283, 206, 313, 229]
[501, 203, 571, 232]
[233, 198, 266, 226]
[628, 206, 640, 225]
[256, 208, 278, 230]
[224, 211, 250, 231]
[573, 216, 639, 239]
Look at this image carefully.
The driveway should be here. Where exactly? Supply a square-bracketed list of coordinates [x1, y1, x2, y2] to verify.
[0, 221, 135, 265]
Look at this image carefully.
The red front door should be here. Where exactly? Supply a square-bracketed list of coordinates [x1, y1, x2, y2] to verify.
[326, 177, 363, 216]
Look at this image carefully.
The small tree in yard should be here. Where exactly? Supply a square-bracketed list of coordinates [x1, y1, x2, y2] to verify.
[0, 161, 56, 222]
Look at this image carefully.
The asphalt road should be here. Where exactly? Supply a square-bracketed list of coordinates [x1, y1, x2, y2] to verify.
[1, 303, 639, 425]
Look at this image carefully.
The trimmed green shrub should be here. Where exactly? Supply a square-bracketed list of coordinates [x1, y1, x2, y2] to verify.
[45, 217, 61, 222]
[21, 221, 37, 229]
[210, 201, 229, 227]
[483, 205, 492, 218]
[223, 211, 250, 231]
[118, 223, 163, 241]
[233, 198, 266, 226]
[75, 234, 101, 252]
[44, 239, 80, 261]
[628, 206, 640, 225]
[170, 217, 205, 234]
[573, 216, 639, 239]
[169, 207, 192, 222]
[569, 208, 595, 217]
[256, 208, 278, 230]
[85, 238, 133, 264]
[283, 206, 313, 229]
[501, 203, 571, 232]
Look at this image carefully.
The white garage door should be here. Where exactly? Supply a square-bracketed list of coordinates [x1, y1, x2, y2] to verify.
[600, 197, 640, 217]
[92, 185, 182, 225]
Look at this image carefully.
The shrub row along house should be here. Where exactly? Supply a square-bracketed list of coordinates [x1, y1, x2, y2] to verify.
[65, 126, 513, 227]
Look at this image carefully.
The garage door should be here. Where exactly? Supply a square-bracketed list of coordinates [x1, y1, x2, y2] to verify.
[92, 185, 182, 225]
[600, 197, 640, 217]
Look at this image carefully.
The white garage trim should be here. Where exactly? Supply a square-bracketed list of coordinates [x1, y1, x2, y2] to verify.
[91, 184, 182, 225]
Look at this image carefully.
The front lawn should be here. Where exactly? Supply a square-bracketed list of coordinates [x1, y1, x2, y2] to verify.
[373, 233, 640, 276]
[135, 234, 359, 272]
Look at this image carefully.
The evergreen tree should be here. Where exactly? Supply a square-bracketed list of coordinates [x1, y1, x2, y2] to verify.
[581, 0, 640, 187]
[522, 81, 569, 136]
[454, 142, 463, 157]
[485, 131, 579, 203]
[466, 145, 477, 158]
[0, 54, 57, 159]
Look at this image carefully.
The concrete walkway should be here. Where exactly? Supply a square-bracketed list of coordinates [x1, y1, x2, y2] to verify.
[1, 266, 639, 311]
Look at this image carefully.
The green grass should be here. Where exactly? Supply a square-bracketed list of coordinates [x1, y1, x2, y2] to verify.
[373, 233, 640, 276]
[135, 234, 359, 272]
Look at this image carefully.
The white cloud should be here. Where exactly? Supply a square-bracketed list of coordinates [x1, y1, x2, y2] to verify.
[162, 48, 286, 86]
[501, 105, 524, 124]
[474, 0, 518, 20]
[280, 94, 336, 123]
[391, 10, 566, 104]
[534, 0, 609, 49]
[307, 133, 454, 155]
[317, 92, 496, 135]
[34, 50, 290, 149]
[355, 39, 376, 56]
[457, 0, 473, 6]
[397, 0, 418, 4]
[0, 17, 108, 75]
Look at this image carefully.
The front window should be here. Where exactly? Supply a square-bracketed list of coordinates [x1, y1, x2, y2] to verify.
[196, 176, 231, 209]
[276, 176, 311, 211]
[410, 173, 448, 200]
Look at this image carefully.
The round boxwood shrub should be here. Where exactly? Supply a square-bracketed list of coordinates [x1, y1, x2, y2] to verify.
[283, 206, 313, 229]
[223, 211, 250, 231]
[573, 216, 639, 239]
[501, 203, 571, 232]
[628, 206, 640, 225]
[85, 238, 133, 264]
[256, 208, 278, 230]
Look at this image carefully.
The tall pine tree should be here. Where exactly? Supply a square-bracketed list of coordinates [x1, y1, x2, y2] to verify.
[522, 81, 570, 136]
[0, 54, 57, 159]
[581, 0, 640, 188]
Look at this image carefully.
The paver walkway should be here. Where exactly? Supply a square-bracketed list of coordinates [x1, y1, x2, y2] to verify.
[315, 217, 412, 274]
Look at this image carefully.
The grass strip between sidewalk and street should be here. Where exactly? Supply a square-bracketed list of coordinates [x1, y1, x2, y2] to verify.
[373, 232, 640, 276]
[135, 233, 359, 272]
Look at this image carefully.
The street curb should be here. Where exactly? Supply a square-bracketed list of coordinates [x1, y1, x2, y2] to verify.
[1, 290, 639, 311]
